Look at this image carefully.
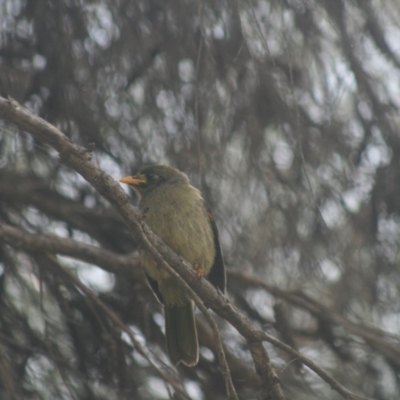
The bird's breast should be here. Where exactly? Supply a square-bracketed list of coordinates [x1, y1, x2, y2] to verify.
[140, 185, 216, 282]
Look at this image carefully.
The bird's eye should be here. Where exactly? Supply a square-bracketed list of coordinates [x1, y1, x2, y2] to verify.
[147, 173, 159, 181]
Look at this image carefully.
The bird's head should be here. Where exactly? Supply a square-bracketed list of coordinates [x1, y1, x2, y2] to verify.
[119, 165, 189, 196]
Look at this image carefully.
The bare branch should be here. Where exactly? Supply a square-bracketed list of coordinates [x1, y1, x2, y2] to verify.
[0, 223, 139, 276]
[229, 270, 400, 368]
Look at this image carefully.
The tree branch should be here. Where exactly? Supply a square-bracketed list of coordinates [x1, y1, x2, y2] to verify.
[0, 223, 139, 276]
[229, 270, 400, 368]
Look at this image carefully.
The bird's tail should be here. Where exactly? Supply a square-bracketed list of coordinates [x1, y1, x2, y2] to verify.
[165, 301, 199, 366]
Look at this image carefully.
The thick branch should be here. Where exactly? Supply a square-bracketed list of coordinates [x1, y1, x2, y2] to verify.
[0, 223, 139, 276]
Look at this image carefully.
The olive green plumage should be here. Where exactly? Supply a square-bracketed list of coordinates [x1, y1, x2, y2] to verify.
[120, 165, 225, 367]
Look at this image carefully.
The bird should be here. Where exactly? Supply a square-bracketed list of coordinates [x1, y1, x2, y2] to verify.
[119, 165, 225, 367]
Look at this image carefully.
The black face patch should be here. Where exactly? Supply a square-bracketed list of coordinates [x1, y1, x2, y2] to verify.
[145, 172, 159, 181]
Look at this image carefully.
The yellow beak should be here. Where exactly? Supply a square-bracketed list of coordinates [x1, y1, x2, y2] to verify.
[119, 175, 146, 186]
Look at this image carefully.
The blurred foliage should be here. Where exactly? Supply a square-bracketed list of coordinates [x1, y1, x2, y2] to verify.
[1, 0, 400, 399]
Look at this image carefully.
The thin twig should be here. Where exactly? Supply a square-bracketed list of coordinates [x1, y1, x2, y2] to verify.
[41, 253, 191, 399]
[239, 0, 328, 229]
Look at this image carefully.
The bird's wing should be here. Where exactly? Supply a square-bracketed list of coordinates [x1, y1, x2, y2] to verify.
[145, 273, 164, 304]
[204, 203, 226, 294]
[144, 201, 226, 301]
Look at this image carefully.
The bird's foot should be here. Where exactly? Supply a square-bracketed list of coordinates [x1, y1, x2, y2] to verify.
[194, 264, 204, 278]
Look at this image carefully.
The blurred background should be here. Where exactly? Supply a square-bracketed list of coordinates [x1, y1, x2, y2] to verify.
[1, 0, 400, 399]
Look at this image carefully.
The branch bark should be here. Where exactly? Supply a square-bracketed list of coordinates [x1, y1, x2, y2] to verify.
[0, 223, 139, 276]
